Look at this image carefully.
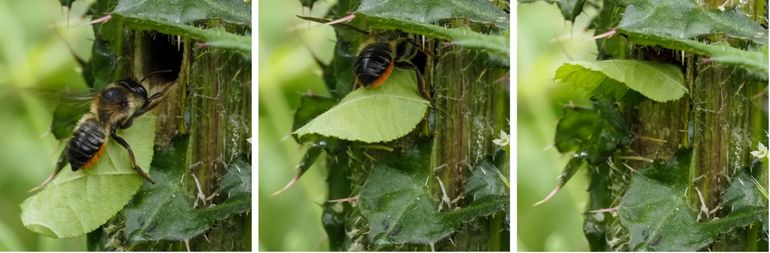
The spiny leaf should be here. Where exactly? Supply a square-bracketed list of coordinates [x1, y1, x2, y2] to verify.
[294, 68, 430, 143]
[20, 115, 156, 238]
[465, 159, 507, 201]
[271, 141, 325, 196]
[532, 156, 584, 206]
[357, 0, 508, 28]
[554, 99, 632, 164]
[619, 0, 767, 44]
[619, 32, 768, 78]
[619, 149, 768, 251]
[441, 196, 508, 227]
[360, 164, 453, 246]
[114, 0, 250, 25]
[555, 60, 687, 102]
[356, 14, 509, 59]
[556, 0, 585, 22]
[722, 170, 765, 211]
[123, 136, 250, 242]
[113, 0, 251, 53]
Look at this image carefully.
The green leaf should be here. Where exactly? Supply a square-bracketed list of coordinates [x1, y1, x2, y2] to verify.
[50, 99, 91, 140]
[465, 159, 507, 201]
[359, 164, 453, 246]
[532, 156, 585, 206]
[114, 0, 250, 25]
[218, 155, 251, 198]
[619, 149, 768, 251]
[357, 0, 508, 28]
[294, 68, 430, 143]
[555, 60, 687, 102]
[442, 197, 508, 228]
[356, 14, 509, 59]
[123, 136, 250, 242]
[722, 170, 765, 211]
[619, 0, 767, 44]
[113, 0, 251, 53]
[292, 95, 337, 142]
[358, 141, 464, 246]
[620, 32, 768, 77]
[583, 164, 614, 251]
[554, 99, 632, 164]
[20, 115, 157, 238]
[556, 0, 585, 22]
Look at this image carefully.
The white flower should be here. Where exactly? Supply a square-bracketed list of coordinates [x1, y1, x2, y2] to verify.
[750, 142, 767, 159]
[493, 130, 509, 147]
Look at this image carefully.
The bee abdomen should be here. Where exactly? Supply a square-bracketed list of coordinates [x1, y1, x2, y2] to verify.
[67, 118, 107, 171]
[355, 42, 395, 88]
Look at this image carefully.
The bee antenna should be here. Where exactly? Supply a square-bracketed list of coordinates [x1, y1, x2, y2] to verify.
[139, 69, 173, 83]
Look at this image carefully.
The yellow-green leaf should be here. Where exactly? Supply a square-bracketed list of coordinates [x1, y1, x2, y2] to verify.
[20, 115, 156, 238]
[294, 68, 430, 143]
[555, 60, 687, 102]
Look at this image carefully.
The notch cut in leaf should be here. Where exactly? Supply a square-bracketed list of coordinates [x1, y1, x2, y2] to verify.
[294, 68, 430, 143]
[21, 115, 156, 238]
[555, 60, 687, 102]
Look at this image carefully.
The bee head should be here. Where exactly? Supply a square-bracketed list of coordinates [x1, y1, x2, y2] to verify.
[97, 84, 145, 124]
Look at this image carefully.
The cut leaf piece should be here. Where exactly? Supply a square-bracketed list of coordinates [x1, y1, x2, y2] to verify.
[294, 68, 430, 143]
[357, 0, 508, 28]
[619, 0, 767, 44]
[20, 115, 156, 238]
[555, 60, 687, 102]
[123, 136, 250, 242]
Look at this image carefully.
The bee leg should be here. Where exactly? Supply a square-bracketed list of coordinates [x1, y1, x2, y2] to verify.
[29, 149, 68, 192]
[122, 84, 176, 130]
[111, 134, 156, 184]
[396, 61, 431, 102]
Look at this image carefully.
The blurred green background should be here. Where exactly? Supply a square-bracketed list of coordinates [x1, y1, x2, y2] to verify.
[516, 2, 598, 251]
[257, 0, 337, 251]
[0, 0, 94, 250]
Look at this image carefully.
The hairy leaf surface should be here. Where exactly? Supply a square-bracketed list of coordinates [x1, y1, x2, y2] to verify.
[620, 149, 767, 251]
[619, 0, 767, 44]
[113, 0, 251, 52]
[358, 0, 508, 27]
[123, 137, 250, 242]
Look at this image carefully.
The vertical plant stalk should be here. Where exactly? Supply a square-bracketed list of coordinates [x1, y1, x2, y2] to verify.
[432, 50, 508, 250]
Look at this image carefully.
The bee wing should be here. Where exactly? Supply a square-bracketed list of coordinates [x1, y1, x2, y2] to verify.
[47, 89, 95, 140]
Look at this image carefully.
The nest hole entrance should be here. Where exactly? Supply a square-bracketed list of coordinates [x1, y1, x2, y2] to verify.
[144, 32, 184, 82]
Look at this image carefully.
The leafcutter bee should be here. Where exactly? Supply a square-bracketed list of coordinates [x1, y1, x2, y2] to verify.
[30, 71, 174, 192]
[353, 33, 430, 99]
